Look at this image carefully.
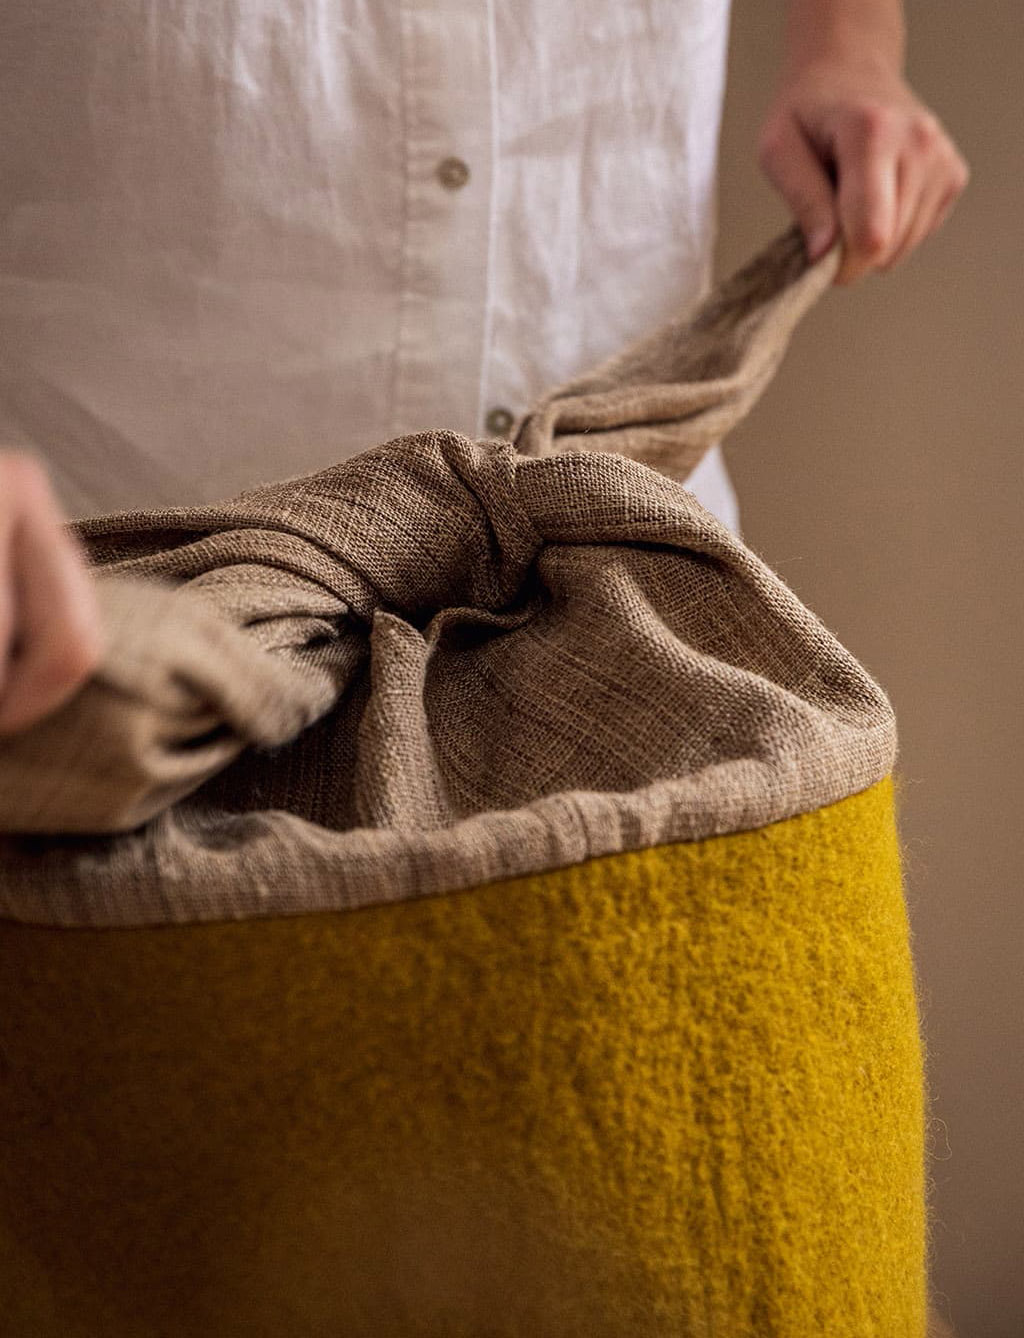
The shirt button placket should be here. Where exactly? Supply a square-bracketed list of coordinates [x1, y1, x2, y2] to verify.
[393, 1, 495, 440]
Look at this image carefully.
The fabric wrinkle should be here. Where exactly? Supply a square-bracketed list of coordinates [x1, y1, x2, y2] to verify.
[0, 232, 896, 931]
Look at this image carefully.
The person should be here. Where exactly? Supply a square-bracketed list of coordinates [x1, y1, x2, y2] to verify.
[0, 0, 968, 737]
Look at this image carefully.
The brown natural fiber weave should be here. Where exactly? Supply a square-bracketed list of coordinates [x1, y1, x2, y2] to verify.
[514, 223, 838, 479]
[0, 230, 895, 928]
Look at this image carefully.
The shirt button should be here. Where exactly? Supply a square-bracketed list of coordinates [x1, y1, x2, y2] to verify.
[436, 156, 470, 190]
[485, 406, 515, 437]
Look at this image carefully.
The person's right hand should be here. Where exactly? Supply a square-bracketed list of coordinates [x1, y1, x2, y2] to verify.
[0, 451, 102, 735]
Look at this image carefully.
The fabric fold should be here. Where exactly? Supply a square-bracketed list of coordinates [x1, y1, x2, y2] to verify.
[514, 227, 840, 480]
[0, 230, 894, 928]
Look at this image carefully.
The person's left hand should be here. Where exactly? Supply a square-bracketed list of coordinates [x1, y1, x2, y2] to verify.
[757, 56, 969, 285]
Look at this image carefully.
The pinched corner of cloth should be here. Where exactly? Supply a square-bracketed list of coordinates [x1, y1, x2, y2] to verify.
[0, 232, 892, 928]
[0, 578, 343, 835]
[514, 226, 840, 482]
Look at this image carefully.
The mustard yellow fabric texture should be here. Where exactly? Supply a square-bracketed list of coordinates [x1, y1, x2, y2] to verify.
[0, 779, 925, 1337]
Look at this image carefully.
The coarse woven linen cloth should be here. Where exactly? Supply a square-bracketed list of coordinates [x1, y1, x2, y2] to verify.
[0, 228, 896, 928]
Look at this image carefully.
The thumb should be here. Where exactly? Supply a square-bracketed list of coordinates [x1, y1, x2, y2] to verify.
[758, 114, 839, 261]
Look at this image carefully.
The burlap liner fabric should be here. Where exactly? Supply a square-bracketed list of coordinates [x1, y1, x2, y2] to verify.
[0, 229, 895, 929]
[515, 224, 840, 480]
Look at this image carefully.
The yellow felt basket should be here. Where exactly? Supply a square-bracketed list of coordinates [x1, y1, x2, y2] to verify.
[0, 234, 930, 1335]
[0, 781, 925, 1338]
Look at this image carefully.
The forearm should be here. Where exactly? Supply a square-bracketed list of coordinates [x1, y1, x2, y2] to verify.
[782, 0, 906, 75]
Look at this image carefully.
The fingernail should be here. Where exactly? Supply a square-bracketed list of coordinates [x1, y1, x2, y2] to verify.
[806, 224, 835, 261]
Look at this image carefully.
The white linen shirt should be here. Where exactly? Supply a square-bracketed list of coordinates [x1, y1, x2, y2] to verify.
[0, 0, 737, 528]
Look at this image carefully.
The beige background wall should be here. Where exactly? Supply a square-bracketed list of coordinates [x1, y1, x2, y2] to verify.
[715, 4, 1022, 1335]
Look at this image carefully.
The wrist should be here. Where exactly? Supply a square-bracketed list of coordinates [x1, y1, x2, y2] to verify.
[781, 0, 906, 82]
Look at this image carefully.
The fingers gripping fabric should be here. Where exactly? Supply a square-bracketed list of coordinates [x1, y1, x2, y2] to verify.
[0, 231, 930, 1336]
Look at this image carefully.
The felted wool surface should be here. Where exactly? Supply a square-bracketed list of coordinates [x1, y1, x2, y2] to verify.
[0, 779, 926, 1338]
